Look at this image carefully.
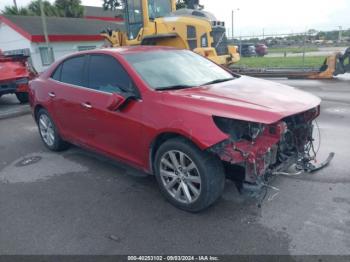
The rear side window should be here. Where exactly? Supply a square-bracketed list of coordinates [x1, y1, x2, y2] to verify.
[51, 64, 62, 81]
[60, 56, 86, 86]
[88, 55, 134, 94]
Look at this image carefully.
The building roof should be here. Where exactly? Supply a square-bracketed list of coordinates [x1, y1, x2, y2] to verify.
[83, 6, 123, 21]
[0, 15, 124, 42]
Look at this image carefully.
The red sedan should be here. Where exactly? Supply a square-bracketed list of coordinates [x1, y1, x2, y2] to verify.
[29, 46, 326, 212]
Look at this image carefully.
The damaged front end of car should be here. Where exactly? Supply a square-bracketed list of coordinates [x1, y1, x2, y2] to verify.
[208, 106, 334, 197]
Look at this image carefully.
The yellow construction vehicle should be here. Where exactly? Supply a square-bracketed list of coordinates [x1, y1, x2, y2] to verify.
[101, 0, 240, 66]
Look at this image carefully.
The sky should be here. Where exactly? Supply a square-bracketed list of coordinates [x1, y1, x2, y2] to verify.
[1, 0, 349, 37]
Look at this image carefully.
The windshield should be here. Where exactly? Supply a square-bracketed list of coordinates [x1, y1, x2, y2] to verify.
[124, 50, 235, 90]
[148, 0, 172, 19]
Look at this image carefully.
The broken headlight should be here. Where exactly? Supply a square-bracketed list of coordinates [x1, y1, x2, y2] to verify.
[213, 116, 265, 141]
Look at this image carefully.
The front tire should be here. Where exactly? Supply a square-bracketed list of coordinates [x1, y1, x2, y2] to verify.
[37, 109, 69, 151]
[15, 92, 29, 103]
[154, 138, 225, 212]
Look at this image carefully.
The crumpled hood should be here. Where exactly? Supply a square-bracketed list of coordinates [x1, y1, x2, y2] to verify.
[162, 76, 321, 124]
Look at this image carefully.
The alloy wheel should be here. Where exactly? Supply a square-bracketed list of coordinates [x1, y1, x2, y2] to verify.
[159, 150, 202, 204]
[39, 114, 55, 147]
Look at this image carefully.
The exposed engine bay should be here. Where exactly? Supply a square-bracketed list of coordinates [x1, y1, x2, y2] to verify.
[209, 106, 335, 199]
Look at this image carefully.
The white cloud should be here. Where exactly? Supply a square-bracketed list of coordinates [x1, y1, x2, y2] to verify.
[201, 0, 349, 36]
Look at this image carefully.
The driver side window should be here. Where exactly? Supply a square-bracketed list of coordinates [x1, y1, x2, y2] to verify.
[88, 54, 136, 95]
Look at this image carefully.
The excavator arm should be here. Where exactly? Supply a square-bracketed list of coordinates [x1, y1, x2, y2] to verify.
[334, 47, 350, 75]
[101, 28, 123, 47]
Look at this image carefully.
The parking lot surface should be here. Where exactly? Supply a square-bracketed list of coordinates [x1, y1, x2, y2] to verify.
[0, 95, 30, 120]
[0, 76, 350, 255]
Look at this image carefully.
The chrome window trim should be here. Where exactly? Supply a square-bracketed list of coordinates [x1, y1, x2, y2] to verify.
[48, 78, 143, 102]
[48, 78, 113, 96]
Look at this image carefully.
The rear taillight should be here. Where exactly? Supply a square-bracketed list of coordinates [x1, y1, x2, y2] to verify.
[15, 78, 29, 92]
[15, 78, 29, 85]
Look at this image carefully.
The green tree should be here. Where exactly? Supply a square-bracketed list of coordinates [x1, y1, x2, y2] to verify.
[54, 0, 84, 18]
[27, 0, 58, 16]
[317, 31, 326, 40]
[307, 29, 318, 36]
[1, 6, 31, 15]
[103, 0, 124, 11]
[1, 0, 83, 17]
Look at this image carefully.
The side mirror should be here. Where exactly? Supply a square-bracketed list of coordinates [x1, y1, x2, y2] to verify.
[106, 92, 136, 111]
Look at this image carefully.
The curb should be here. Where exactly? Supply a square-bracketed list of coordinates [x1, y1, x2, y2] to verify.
[0, 105, 31, 120]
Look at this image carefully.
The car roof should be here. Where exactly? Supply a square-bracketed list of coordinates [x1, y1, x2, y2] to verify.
[81, 46, 179, 56]
[43, 46, 182, 80]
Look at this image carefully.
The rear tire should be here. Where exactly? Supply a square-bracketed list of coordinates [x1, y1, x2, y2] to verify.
[37, 109, 69, 151]
[154, 138, 225, 212]
[15, 92, 29, 103]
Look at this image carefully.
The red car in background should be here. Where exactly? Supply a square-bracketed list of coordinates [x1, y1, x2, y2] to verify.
[255, 43, 268, 57]
[0, 50, 37, 103]
[29, 46, 329, 212]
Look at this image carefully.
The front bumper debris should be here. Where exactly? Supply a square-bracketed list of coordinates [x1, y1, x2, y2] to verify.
[273, 152, 335, 176]
[236, 150, 335, 207]
[209, 115, 335, 206]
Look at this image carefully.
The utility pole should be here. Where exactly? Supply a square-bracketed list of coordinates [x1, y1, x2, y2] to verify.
[231, 10, 234, 39]
[39, 0, 53, 63]
[13, 0, 18, 11]
[302, 30, 307, 69]
[231, 8, 239, 40]
[338, 26, 343, 43]
[262, 28, 265, 40]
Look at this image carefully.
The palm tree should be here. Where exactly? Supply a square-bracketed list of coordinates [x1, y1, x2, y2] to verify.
[54, 0, 84, 18]
[1, 6, 31, 15]
[103, 0, 124, 11]
[1, 0, 84, 18]
[28, 0, 58, 16]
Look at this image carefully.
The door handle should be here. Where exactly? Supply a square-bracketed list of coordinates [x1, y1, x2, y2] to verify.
[81, 102, 92, 109]
[48, 92, 56, 98]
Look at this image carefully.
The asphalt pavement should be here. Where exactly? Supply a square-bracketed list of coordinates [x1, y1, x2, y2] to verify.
[0, 76, 350, 255]
[0, 94, 30, 120]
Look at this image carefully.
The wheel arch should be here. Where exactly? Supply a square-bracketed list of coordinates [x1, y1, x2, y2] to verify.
[148, 131, 203, 175]
[34, 104, 45, 122]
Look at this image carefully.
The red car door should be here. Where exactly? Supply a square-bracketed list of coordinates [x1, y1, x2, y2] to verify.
[48, 55, 89, 143]
[76, 54, 145, 167]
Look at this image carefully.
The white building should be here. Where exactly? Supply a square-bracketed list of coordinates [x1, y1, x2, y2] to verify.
[0, 15, 123, 72]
